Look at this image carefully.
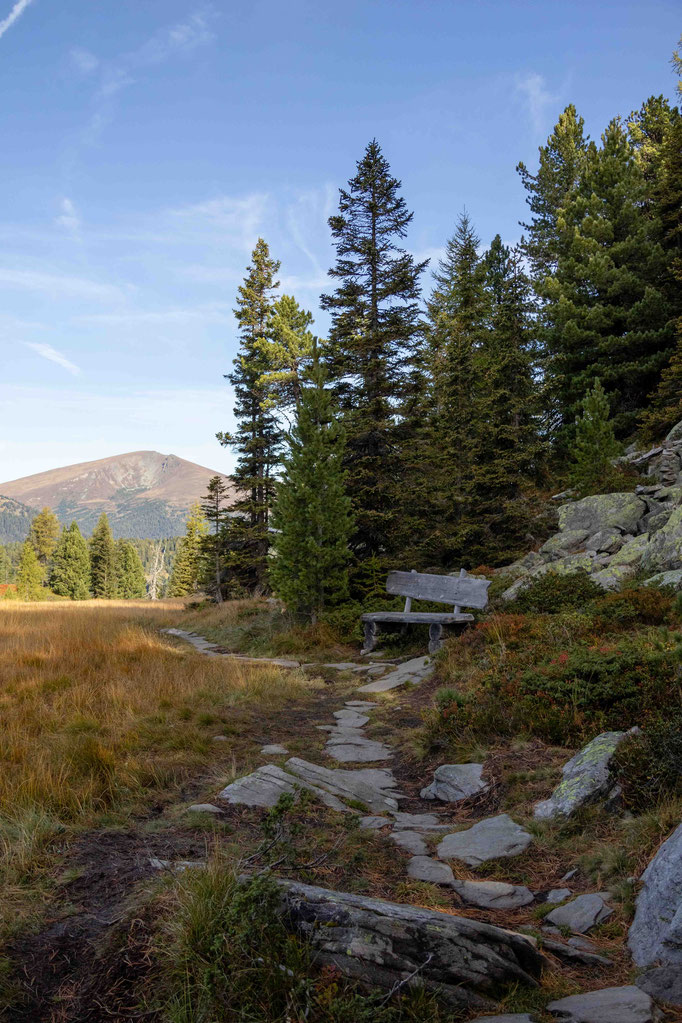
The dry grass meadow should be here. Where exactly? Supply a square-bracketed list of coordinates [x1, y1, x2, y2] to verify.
[0, 599, 320, 939]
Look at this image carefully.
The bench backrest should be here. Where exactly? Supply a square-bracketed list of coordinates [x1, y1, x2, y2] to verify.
[386, 569, 490, 612]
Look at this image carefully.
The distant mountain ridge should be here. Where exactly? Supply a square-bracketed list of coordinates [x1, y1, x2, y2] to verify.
[0, 495, 35, 543]
[0, 451, 234, 540]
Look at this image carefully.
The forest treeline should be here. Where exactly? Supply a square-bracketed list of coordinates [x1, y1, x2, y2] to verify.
[0, 507, 181, 601]
[191, 42, 682, 621]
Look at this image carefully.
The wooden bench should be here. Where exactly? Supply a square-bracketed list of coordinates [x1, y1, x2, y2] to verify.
[361, 569, 491, 655]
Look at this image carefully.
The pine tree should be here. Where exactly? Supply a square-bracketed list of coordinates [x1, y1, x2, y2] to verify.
[321, 139, 427, 563]
[544, 119, 676, 441]
[50, 523, 91, 600]
[517, 105, 589, 280]
[16, 541, 44, 600]
[0, 542, 9, 585]
[471, 239, 544, 561]
[421, 213, 489, 565]
[89, 512, 117, 598]
[570, 380, 622, 495]
[270, 344, 353, 621]
[201, 477, 231, 602]
[27, 507, 60, 583]
[169, 504, 208, 596]
[114, 540, 147, 598]
[255, 294, 316, 414]
[219, 239, 282, 590]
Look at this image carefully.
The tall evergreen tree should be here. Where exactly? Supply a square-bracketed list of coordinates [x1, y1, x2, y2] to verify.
[544, 119, 676, 441]
[0, 542, 9, 586]
[200, 476, 231, 602]
[256, 294, 316, 415]
[321, 139, 427, 563]
[570, 379, 622, 495]
[517, 105, 589, 281]
[89, 512, 117, 598]
[50, 523, 91, 600]
[27, 507, 60, 583]
[219, 239, 282, 590]
[114, 540, 147, 598]
[16, 541, 43, 600]
[421, 213, 489, 565]
[270, 344, 353, 621]
[169, 504, 208, 596]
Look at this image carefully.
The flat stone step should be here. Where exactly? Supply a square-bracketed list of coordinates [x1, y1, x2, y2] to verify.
[286, 757, 403, 813]
[358, 655, 434, 693]
[437, 814, 532, 866]
[217, 763, 348, 812]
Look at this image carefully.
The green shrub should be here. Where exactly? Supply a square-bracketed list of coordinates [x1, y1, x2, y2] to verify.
[613, 719, 682, 811]
[590, 586, 676, 627]
[515, 571, 604, 614]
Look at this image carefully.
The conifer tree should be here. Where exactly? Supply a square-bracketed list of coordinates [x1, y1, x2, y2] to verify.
[544, 119, 676, 441]
[50, 523, 91, 600]
[219, 239, 282, 590]
[114, 540, 147, 598]
[321, 139, 427, 563]
[200, 476, 231, 602]
[89, 512, 117, 598]
[517, 105, 589, 280]
[421, 213, 489, 565]
[256, 294, 316, 414]
[27, 507, 60, 582]
[270, 344, 353, 621]
[169, 504, 208, 596]
[0, 542, 9, 585]
[570, 379, 622, 495]
[17, 541, 43, 600]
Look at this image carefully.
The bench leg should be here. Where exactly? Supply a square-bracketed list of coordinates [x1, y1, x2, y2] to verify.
[361, 621, 378, 655]
[428, 623, 444, 655]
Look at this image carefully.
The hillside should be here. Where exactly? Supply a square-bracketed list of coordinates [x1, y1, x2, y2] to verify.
[0, 451, 234, 540]
[0, 495, 37, 544]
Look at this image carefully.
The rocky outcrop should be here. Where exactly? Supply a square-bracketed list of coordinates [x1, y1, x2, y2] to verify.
[534, 731, 629, 820]
[547, 985, 660, 1023]
[277, 879, 545, 1008]
[628, 821, 682, 1005]
[544, 893, 612, 933]
[640, 506, 682, 573]
[558, 493, 646, 535]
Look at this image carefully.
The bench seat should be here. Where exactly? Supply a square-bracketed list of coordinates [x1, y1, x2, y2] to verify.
[361, 612, 474, 624]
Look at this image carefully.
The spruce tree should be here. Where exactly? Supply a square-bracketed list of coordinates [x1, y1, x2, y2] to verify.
[544, 119, 676, 441]
[114, 540, 147, 598]
[219, 239, 282, 590]
[200, 476, 231, 602]
[256, 294, 316, 413]
[517, 105, 589, 280]
[421, 213, 489, 565]
[169, 504, 208, 596]
[0, 542, 9, 586]
[321, 139, 427, 563]
[270, 344, 353, 621]
[50, 523, 91, 600]
[570, 379, 622, 495]
[17, 541, 44, 600]
[27, 507, 60, 583]
[89, 512, 117, 598]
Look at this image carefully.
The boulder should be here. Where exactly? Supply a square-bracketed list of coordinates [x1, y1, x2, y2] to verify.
[539, 530, 590, 558]
[644, 568, 682, 590]
[187, 803, 223, 814]
[451, 878, 534, 910]
[534, 731, 628, 820]
[642, 508, 674, 535]
[420, 763, 489, 803]
[609, 533, 649, 568]
[278, 879, 545, 1007]
[592, 564, 637, 591]
[636, 965, 682, 1006]
[218, 764, 348, 811]
[501, 555, 597, 602]
[664, 419, 682, 446]
[437, 814, 532, 866]
[628, 821, 682, 973]
[585, 528, 626, 554]
[641, 506, 682, 572]
[390, 830, 428, 856]
[544, 893, 612, 933]
[541, 936, 613, 968]
[547, 985, 660, 1023]
[497, 552, 546, 579]
[545, 888, 572, 904]
[558, 494, 646, 536]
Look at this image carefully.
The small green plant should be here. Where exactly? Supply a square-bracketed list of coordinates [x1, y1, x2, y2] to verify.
[515, 571, 603, 614]
[613, 719, 682, 811]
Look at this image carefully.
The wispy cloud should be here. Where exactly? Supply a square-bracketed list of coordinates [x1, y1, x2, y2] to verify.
[25, 342, 81, 376]
[70, 46, 99, 74]
[169, 193, 269, 251]
[0, 0, 34, 42]
[73, 303, 232, 327]
[515, 71, 559, 133]
[0, 267, 123, 300]
[55, 197, 81, 234]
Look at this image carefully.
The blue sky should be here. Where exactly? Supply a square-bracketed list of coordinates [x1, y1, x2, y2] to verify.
[1, 0, 679, 483]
